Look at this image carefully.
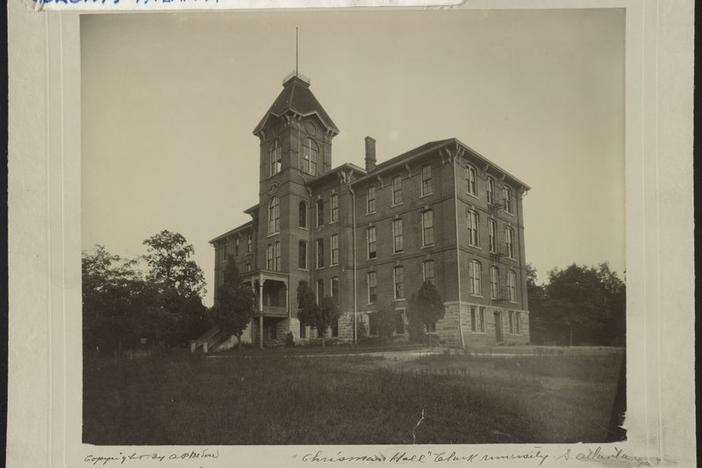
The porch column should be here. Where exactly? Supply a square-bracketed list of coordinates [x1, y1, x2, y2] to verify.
[259, 276, 265, 349]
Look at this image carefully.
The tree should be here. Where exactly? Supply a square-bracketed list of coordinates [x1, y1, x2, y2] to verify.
[211, 256, 255, 349]
[375, 302, 399, 343]
[316, 296, 340, 348]
[407, 281, 445, 344]
[297, 280, 319, 335]
[142, 230, 206, 302]
[82, 245, 142, 354]
[528, 263, 626, 346]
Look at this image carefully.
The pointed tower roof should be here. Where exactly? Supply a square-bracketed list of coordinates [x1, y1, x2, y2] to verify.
[253, 73, 340, 136]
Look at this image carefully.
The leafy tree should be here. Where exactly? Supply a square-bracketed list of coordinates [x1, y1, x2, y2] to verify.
[211, 256, 255, 349]
[407, 281, 445, 344]
[316, 296, 340, 348]
[528, 263, 626, 346]
[142, 230, 206, 301]
[297, 280, 319, 333]
[376, 303, 398, 343]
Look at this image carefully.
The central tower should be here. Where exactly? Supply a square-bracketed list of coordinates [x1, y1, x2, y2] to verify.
[251, 72, 340, 329]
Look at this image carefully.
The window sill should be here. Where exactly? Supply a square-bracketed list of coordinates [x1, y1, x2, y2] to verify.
[468, 244, 481, 250]
[470, 294, 484, 298]
[393, 298, 407, 302]
[466, 192, 479, 200]
[421, 244, 435, 249]
[329, 263, 339, 268]
[366, 211, 377, 216]
[266, 232, 280, 238]
[419, 192, 433, 199]
[391, 202, 404, 208]
[392, 250, 404, 256]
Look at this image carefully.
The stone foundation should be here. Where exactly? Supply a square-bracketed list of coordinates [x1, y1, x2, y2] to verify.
[439, 302, 530, 347]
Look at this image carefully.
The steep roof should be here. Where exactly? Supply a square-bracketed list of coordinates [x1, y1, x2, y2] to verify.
[253, 74, 340, 136]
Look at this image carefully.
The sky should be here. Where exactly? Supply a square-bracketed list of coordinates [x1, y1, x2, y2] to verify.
[81, 8, 625, 306]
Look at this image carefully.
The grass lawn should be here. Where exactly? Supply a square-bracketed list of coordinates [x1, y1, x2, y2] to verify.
[83, 346, 624, 445]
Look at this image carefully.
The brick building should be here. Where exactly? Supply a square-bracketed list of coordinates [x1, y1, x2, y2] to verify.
[210, 71, 531, 347]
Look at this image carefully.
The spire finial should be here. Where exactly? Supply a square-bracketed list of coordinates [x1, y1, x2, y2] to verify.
[295, 26, 299, 76]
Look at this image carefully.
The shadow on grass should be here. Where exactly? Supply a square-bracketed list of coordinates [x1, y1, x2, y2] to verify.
[83, 348, 624, 445]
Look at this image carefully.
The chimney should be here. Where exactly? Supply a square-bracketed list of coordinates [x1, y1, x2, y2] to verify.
[364, 136, 376, 172]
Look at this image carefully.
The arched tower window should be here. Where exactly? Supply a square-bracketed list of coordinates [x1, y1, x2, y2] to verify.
[298, 201, 307, 228]
[270, 139, 282, 176]
[268, 196, 280, 234]
[302, 138, 319, 176]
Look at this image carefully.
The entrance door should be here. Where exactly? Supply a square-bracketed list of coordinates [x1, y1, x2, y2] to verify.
[494, 311, 503, 343]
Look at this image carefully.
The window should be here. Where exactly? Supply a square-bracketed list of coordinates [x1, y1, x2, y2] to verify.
[505, 226, 515, 258]
[235, 237, 240, 256]
[367, 271, 377, 303]
[330, 234, 339, 266]
[469, 260, 482, 296]
[392, 218, 404, 253]
[316, 279, 324, 303]
[507, 270, 517, 302]
[270, 139, 282, 176]
[247, 235, 252, 253]
[470, 306, 477, 332]
[300, 322, 306, 339]
[298, 240, 307, 269]
[479, 307, 486, 332]
[515, 311, 521, 334]
[421, 210, 434, 246]
[266, 244, 274, 270]
[488, 219, 497, 253]
[508, 310, 515, 334]
[503, 185, 514, 213]
[395, 310, 405, 335]
[330, 194, 339, 223]
[490, 266, 499, 299]
[422, 260, 435, 285]
[316, 239, 324, 269]
[486, 176, 495, 204]
[393, 266, 405, 299]
[331, 277, 340, 301]
[274, 241, 281, 271]
[467, 210, 480, 247]
[298, 201, 307, 228]
[392, 176, 403, 205]
[316, 199, 324, 227]
[302, 138, 319, 176]
[245, 262, 251, 272]
[421, 165, 433, 196]
[268, 196, 280, 234]
[367, 186, 376, 213]
[466, 165, 477, 195]
[367, 226, 377, 259]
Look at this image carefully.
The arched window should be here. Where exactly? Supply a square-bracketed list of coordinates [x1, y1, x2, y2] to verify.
[298, 201, 307, 228]
[469, 260, 482, 296]
[503, 185, 514, 213]
[507, 270, 517, 302]
[270, 139, 282, 176]
[467, 210, 479, 247]
[490, 266, 499, 299]
[486, 176, 495, 204]
[268, 196, 280, 234]
[466, 165, 477, 195]
[302, 138, 319, 176]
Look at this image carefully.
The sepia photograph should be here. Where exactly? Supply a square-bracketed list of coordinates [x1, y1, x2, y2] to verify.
[80, 9, 627, 446]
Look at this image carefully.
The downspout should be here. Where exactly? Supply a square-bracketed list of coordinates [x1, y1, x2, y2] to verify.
[452, 150, 466, 349]
[345, 172, 358, 345]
